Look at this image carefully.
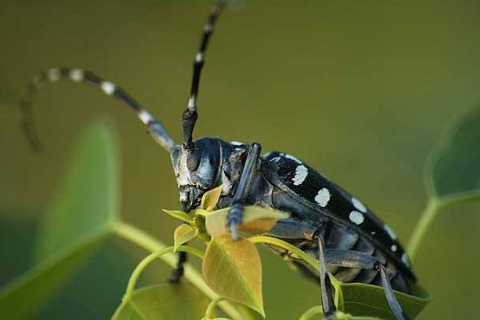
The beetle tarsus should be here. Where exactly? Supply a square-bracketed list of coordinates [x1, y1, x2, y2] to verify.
[315, 234, 337, 316]
[227, 203, 243, 241]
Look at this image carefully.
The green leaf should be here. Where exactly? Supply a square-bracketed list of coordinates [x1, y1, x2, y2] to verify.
[112, 283, 211, 320]
[0, 121, 120, 320]
[163, 209, 193, 224]
[337, 283, 431, 320]
[206, 206, 289, 237]
[426, 106, 480, 201]
[0, 232, 107, 320]
[36, 120, 119, 260]
[202, 235, 264, 317]
[201, 185, 223, 211]
[173, 224, 198, 251]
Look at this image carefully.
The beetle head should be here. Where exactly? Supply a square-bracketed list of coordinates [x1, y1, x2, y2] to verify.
[170, 138, 247, 212]
[171, 137, 222, 212]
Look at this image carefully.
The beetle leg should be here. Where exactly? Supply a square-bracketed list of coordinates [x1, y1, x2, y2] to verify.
[167, 250, 187, 283]
[314, 233, 337, 318]
[267, 219, 337, 317]
[227, 143, 262, 240]
[267, 217, 319, 239]
[325, 249, 410, 320]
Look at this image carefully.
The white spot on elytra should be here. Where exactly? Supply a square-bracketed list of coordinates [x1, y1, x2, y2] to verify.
[101, 81, 116, 95]
[315, 188, 330, 207]
[349, 211, 365, 225]
[69, 69, 84, 82]
[384, 224, 397, 240]
[47, 68, 61, 82]
[391, 244, 398, 252]
[371, 231, 376, 235]
[292, 165, 308, 185]
[285, 154, 301, 164]
[401, 253, 409, 266]
[138, 110, 153, 124]
[352, 197, 367, 213]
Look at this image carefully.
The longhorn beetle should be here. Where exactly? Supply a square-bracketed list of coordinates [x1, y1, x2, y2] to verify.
[20, 1, 416, 319]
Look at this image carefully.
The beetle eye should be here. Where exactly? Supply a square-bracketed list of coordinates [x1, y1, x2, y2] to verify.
[187, 151, 201, 172]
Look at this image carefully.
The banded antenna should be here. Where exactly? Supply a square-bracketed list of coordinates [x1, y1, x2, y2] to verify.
[19, 67, 175, 153]
[182, 0, 228, 150]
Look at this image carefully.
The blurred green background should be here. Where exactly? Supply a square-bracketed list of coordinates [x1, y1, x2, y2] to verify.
[1, 0, 480, 319]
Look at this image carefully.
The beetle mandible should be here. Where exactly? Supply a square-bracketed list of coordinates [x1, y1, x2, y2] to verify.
[20, 1, 416, 319]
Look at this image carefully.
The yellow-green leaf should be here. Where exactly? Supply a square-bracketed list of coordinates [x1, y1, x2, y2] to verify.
[163, 209, 193, 224]
[202, 235, 264, 316]
[206, 206, 289, 237]
[201, 185, 223, 211]
[111, 283, 210, 320]
[173, 224, 198, 251]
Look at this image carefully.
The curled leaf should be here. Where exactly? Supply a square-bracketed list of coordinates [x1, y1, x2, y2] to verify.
[201, 185, 224, 211]
[202, 235, 264, 316]
[163, 209, 193, 224]
[206, 206, 289, 237]
[173, 224, 198, 252]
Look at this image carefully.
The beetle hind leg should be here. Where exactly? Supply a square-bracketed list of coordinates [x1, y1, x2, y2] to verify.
[325, 249, 411, 320]
[315, 233, 337, 318]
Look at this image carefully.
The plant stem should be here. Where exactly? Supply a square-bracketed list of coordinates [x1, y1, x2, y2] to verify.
[124, 245, 204, 298]
[298, 305, 323, 320]
[112, 221, 243, 320]
[407, 200, 439, 262]
[205, 296, 227, 319]
[408, 189, 480, 262]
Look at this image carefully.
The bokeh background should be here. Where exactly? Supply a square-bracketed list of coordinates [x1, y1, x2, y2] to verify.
[1, 0, 480, 319]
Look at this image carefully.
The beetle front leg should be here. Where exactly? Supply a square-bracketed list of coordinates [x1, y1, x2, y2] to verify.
[267, 219, 337, 317]
[227, 143, 262, 240]
[167, 251, 187, 283]
[325, 249, 410, 320]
